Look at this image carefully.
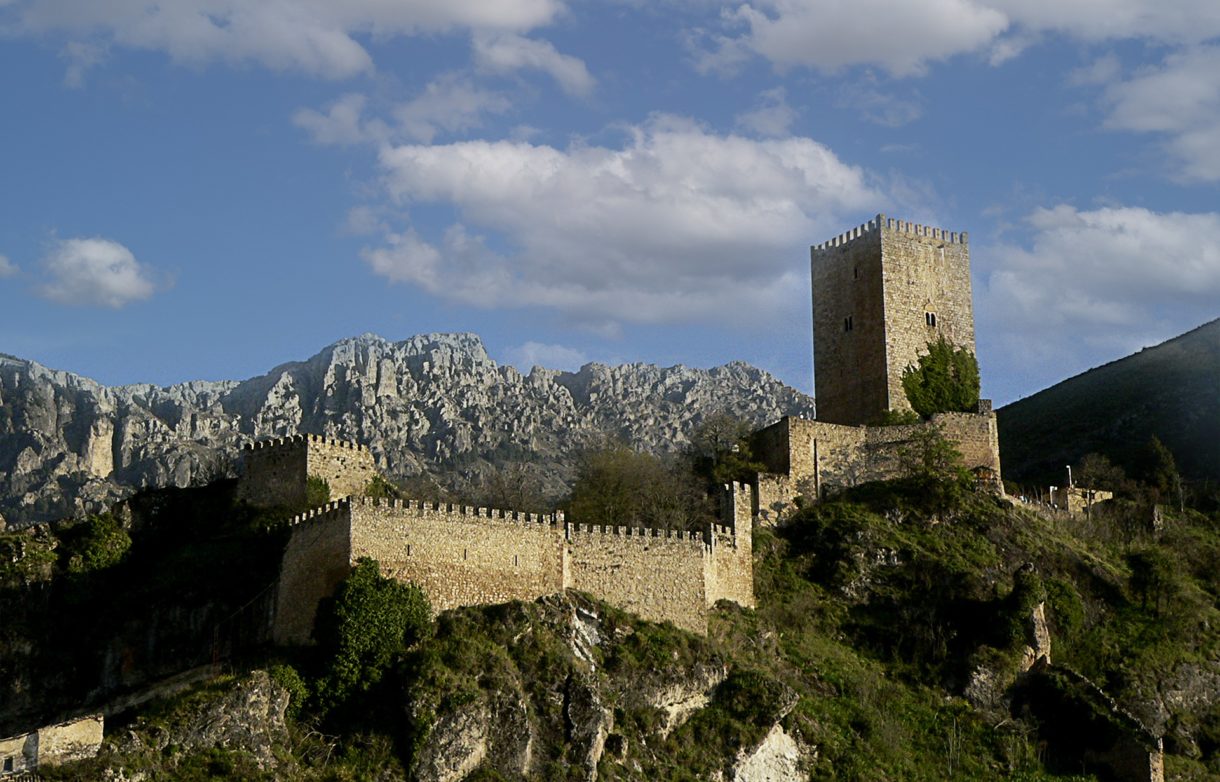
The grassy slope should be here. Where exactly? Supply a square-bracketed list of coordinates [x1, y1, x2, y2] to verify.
[997, 317, 1220, 486]
[38, 477, 1220, 781]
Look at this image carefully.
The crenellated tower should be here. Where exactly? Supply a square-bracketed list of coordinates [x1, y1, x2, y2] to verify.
[811, 214, 976, 425]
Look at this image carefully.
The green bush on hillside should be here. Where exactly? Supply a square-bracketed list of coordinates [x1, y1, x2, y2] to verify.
[305, 475, 331, 507]
[59, 513, 132, 574]
[313, 557, 432, 710]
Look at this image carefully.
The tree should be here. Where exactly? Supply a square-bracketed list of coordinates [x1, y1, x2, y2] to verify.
[1146, 436, 1184, 511]
[567, 445, 709, 531]
[687, 412, 766, 487]
[1075, 453, 1126, 492]
[313, 558, 432, 709]
[900, 337, 981, 418]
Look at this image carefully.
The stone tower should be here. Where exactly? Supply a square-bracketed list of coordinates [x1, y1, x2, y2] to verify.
[811, 214, 975, 425]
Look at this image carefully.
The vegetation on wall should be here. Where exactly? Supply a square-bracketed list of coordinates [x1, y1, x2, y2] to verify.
[901, 336, 981, 418]
[304, 474, 331, 508]
[566, 444, 710, 531]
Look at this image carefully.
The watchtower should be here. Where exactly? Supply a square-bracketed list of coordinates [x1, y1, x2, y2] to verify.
[811, 214, 975, 425]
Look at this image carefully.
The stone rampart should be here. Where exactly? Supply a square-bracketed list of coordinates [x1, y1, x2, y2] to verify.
[237, 434, 376, 509]
[272, 467, 757, 641]
[349, 498, 567, 614]
[566, 524, 710, 634]
[272, 501, 353, 645]
[751, 413, 1002, 508]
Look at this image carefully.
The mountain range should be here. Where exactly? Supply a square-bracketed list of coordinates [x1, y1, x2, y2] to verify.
[0, 333, 814, 525]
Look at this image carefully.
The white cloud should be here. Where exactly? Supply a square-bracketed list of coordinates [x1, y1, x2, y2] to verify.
[38, 237, 157, 308]
[365, 116, 882, 329]
[395, 75, 514, 142]
[295, 78, 512, 147]
[1100, 45, 1220, 182]
[0, 254, 17, 277]
[505, 340, 589, 371]
[293, 93, 387, 146]
[472, 32, 595, 96]
[845, 84, 923, 127]
[734, 87, 796, 137]
[712, 0, 1008, 77]
[703, 0, 1220, 76]
[9, 0, 564, 80]
[979, 205, 1220, 382]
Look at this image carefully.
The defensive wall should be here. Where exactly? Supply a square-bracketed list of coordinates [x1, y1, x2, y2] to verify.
[750, 411, 1001, 523]
[264, 435, 755, 640]
[811, 214, 976, 426]
[236, 434, 377, 508]
[0, 714, 103, 776]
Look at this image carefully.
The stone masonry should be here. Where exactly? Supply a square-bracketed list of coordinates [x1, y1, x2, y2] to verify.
[811, 215, 975, 425]
[260, 436, 755, 640]
[236, 434, 378, 509]
[0, 714, 103, 776]
[750, 411, 1002, 522]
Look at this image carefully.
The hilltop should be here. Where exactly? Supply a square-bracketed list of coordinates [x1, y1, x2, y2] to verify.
[997, 318, 1220, 487]
[0, 333, 813, 525]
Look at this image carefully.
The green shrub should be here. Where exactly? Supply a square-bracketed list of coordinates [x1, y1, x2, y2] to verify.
[363, 474, 400, 500]
[267, 663, 308, 720]
[59, 513, 132, 574]
[314, 558, 433, 709]
[901, 336, 980, 418]
[305, 474, 331, 508]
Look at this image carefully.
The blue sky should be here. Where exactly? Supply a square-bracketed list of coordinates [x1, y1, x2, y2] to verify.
[1, 1, 1217, 405]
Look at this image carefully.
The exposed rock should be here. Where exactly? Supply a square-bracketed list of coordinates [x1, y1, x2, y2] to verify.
[730, 723, 814, 782]
[565, 674, 613, 781]
[171, 670, 289, 769]
[0, 334, 814, 524]
[411, 700, 491, 782]
[1020, 601, 1052, 672]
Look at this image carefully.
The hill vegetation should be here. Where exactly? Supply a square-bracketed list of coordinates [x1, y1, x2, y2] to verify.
[998, 317, 1220, 490]
[10, 434, 1220, 781]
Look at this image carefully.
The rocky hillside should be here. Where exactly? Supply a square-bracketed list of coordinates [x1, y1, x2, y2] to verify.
[0, 333, 814, 525]
[998, 317, 1220, 487]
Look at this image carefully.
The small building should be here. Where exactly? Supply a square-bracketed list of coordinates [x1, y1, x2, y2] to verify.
[1049, 485, 1114, 515]
[0, 714, 103, 776]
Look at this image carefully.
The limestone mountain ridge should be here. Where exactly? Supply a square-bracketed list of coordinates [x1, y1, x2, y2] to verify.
[0, 332, 815, 524]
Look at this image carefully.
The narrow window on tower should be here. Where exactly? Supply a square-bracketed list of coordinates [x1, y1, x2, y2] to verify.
[853, 266, 859, 280]
[844, 316, 854, 332]
[925, 312, 937, 327]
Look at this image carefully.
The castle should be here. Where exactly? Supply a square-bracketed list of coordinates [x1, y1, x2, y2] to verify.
[260, 215, 999, 638]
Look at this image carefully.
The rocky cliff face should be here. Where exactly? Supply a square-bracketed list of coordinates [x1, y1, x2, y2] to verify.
[0, 333, 814, 524]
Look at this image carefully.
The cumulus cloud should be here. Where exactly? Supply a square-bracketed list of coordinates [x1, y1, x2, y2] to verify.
[472, 32, 595, 96]
[978, 205, 1220, 386]
[734, 87, 797, 137]
[295, 78, 512, 147]
[8, 0, 564, 79]
[702, 0, 1220, 76]
[0, 254, 17, 278]
[708, 0, 1007, 76]
[505, 341, 589, 371]
[38, 237, 157, 308]
[1100, 45, 1220, 182]
[364, 116, 881, 329]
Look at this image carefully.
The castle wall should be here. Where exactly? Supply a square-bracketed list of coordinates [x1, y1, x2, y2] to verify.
[273, 502, 353, 645]
[706, 483, 755, 609]
[751, 413, 1001, 504]
[348, 499, 566, 612]
[237, 437, 309, 508]
[565, 525, 709, 634]
[306, 437, 377, 501]
[238, 434, 377, 509]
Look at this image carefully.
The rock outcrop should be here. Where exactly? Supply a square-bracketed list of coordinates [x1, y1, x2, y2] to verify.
[0, 333, 814, 524]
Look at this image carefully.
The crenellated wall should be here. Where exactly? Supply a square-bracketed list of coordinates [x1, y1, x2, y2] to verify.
[237, 434, 377, 509]
[751, 413, 1002, 507]
[271, 471, 756, 642]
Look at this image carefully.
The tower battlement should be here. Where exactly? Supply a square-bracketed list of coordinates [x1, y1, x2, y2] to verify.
[811, 214, 976, 425]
